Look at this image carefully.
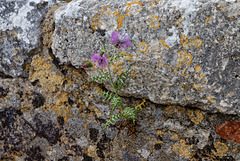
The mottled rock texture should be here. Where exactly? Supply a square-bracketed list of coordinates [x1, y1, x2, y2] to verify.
[0, 0, 49, 77]
[1, 0, 240, 160]
[52, 0, 240, 115]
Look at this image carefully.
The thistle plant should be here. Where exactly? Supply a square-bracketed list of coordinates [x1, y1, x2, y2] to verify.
[83, 31, 145, 131]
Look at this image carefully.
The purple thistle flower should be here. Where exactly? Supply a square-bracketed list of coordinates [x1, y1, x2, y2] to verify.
[91, 52, 109, 69]
[110, 31, 131, 49]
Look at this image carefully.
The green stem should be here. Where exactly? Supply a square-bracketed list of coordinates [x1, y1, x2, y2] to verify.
[107, 65, 118, 96]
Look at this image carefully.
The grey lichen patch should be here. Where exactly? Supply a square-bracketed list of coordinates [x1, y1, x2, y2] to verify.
[0, 0, 49, 77]
[52, 0, 240, 115]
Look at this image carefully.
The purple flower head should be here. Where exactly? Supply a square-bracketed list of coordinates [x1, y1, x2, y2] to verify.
[91, 52, 109, 69]
[110, 31, 131, 49]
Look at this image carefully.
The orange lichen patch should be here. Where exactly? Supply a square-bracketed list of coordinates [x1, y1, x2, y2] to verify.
[193, 83, 204, 91]
[180, 35, 188, 44]
[87, 145, 98, 158]
[91, 15, 103, 31]
[125, 1, 143, 16]
[172, 133, 179, 140]
[158, 39, 169, 49]
[0, 30, 19, 44]
[150, 1, 157, 8]
[217, 4, 224, 11]
[48, 92, 74, 123]
[195, 65, 201, 72]
[191, 39, 202, 48]
[194, 65, 206, 83]
[206, 95, 216, 104]
[113, 10, 125, 29]
[131, 66, 140, 78]
[164, 105, 174, 114]
[29, 55, 64, 93]
[183, 39, 202, 49]
[176, 106, 185, 114]
[146, 15, 160, 28]
[187, 109, 204, 124]
[232, 149, 239, 154]
[205, 17, 214, 23]
[171, 139, 194, 159]
[216, 121, 240, 144]
[180, 35, 202, 49]
[119, 52, 133, 62]
[176, 17, 186, 25]
[116, 14, 124, 29]
[213, 142, 228, 158]
[138, 42, 149, 53]
[174, 51, 192, 73]
[156, 130, 164, 136]
[94, 107, 102, 117]
[91, 6, 124, 31]
[111, 58, 124, 76]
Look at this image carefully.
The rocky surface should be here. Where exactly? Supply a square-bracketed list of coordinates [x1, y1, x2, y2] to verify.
[0, 0, 49, 77]
[1, 0, 240, 160]
[52, 0, 240, 115]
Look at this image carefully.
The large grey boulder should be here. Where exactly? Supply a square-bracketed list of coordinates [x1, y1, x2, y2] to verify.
[0, 0, 49, 77]
[52, 0, 240, 114]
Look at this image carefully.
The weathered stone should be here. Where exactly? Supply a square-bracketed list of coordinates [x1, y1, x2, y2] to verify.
[0, 0, 49, 77]
[1, 0, 240, 160]
[52, 0, 240, 115]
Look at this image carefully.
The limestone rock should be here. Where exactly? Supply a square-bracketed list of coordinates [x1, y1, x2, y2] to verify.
[52, 0, 240, 114]
[0, 0, 49, 77]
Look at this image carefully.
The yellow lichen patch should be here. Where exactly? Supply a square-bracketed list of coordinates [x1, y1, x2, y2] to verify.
[174, 51, 192, 73]
[205, 17, 214, 23]
[29, 55, 64, 93]
[126, 1, 143, 16]
[171, 139, 194, 159]
[138, 42, 149, 53]
[213, 142, 228, 158]
[146, 15, 160, 28]
[206, 95, 216, 104]
[187, 109, 204, 124]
